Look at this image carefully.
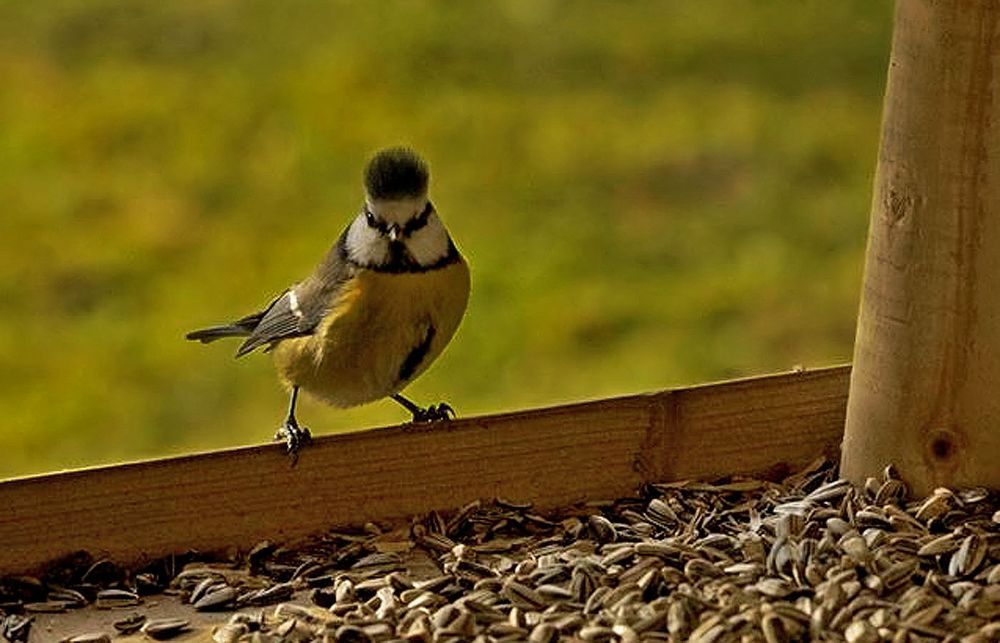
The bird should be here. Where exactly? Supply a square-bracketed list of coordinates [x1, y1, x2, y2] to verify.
[186, 147, 471, 457]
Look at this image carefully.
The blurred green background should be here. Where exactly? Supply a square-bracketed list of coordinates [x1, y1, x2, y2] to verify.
[0, 1, 893, 478]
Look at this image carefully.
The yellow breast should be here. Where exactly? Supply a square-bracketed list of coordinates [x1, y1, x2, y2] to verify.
[271, 259, 470, 408]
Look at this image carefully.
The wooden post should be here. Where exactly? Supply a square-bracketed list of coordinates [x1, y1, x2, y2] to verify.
[842, 0, 1000, 495]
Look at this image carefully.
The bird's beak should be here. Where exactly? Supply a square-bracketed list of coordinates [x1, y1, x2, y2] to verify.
[388, 225, 401, 242]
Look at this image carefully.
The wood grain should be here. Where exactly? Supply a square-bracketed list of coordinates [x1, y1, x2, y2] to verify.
[0, 365, 850, 575]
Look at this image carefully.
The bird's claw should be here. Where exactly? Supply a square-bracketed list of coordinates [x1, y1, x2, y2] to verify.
[411, 402, 456, 423]
[274, 422, 312, 464]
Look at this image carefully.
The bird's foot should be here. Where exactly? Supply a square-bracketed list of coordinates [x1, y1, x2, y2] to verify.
[274, 422, 312, 464]
[410, 402, 456, 423]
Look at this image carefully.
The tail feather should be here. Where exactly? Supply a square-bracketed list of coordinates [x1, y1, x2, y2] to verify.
[186, 311, 264, 344]
[185, 324, 252, 343]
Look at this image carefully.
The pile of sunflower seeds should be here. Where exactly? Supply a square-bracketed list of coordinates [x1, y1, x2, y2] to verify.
[2, 458, 998, 642]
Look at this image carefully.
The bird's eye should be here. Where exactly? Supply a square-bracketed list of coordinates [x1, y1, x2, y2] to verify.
[365, 210, 378, 228]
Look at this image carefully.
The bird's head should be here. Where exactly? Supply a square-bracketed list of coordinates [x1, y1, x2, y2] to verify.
[344, 147, 454, 270]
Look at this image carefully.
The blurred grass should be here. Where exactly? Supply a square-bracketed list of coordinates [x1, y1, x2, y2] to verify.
[0, 1, 893, 477]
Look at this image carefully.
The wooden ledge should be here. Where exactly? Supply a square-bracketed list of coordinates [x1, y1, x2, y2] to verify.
[0, 365, 850, 575]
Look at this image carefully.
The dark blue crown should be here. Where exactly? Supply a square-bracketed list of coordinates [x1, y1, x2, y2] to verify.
[364, 147, 429, 199]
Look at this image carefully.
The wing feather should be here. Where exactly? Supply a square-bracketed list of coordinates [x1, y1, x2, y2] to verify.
[234, 292, 308, 356]
[235, 239, 354, 357]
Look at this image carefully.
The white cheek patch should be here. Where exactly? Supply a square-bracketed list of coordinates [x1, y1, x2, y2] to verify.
[406, 214, 450, 265]
[345, 216, 389, 265]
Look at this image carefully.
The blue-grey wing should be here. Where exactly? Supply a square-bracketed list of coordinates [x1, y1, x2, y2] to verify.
[235, 238, 354, 356]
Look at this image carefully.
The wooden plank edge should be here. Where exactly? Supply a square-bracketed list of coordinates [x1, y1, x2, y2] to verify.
[0, 364, 851, 575]
[0, 364, 849, 486]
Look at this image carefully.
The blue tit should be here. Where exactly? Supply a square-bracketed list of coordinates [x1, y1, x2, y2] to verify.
[187, 147, 471, 456]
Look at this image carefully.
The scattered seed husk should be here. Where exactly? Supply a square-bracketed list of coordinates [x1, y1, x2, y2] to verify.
[4, 458, 998, 643]
[140, 617, 190, 640]
[587, 515, 617, 543]
[212, 621, 250, 643]
[193, 584, 238, 611]
[112, 612, 146, 634]
[23, 600, 69, 613]
[94, 588, 140, 609]
[47, 587, 87, 607]
[0, 613, 32, 643]
[62, 633, 111, 643]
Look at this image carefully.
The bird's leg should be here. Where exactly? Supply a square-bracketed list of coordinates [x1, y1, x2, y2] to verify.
[275, 385, 312, 462]
[391, 393, 455, 423]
